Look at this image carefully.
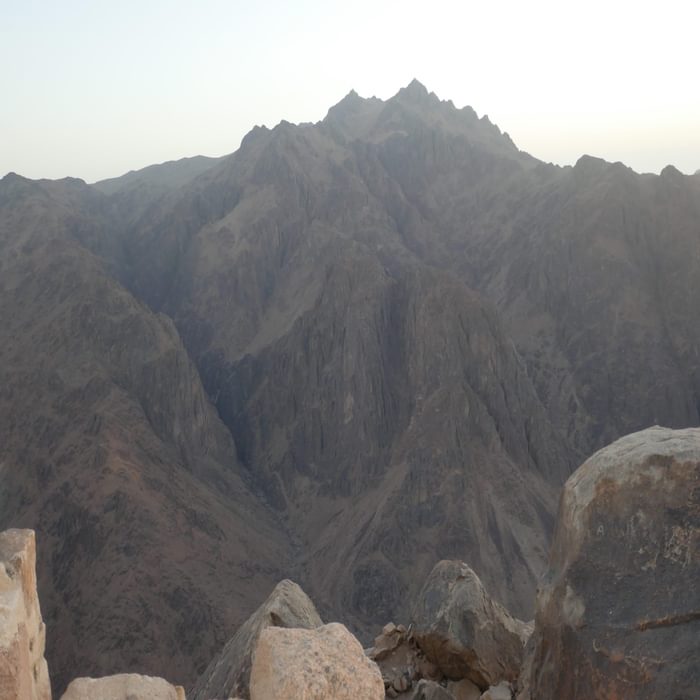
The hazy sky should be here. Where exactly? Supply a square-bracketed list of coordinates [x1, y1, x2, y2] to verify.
[2, 0, 699, 182]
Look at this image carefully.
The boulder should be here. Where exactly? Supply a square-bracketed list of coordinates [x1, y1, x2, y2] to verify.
[447, 678, 482, 700]
[392, 673, 411, 693]
[190, 579, 322, 700]
[60, 674, 185, 699]
[368, 621, 439, 693]
[412, 561, 532, 689]
[411, 679, 455, 699]
[0, 529, 51, 700]
[522, 426, 700, 699]
[370, 621, 406, 660]
[479, 681, 512, 699]
[249, 622, 384, 700]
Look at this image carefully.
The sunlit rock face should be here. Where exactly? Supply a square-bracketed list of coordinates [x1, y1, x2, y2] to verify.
[59, 674, 185, 700]
[249, 623, 384, 700]
[0, 529, 51, 700]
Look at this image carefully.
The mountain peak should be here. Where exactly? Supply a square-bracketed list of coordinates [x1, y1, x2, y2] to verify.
[574, 154, 609, 174]
[323, 89, 385, 140]
[398, 79, 432, 102]
[406, 78, 428, 93]
[660, 164, 683, 180]
[0, 171, 40, 201]
[327, 88, 367, 115]
[2, 171, 25, 183]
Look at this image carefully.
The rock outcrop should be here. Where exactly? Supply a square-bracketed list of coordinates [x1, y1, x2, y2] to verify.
[412, 561, 531, 690]
[367, 622, 442, 696]
[249, 622, 384, 700]
[521, 426, 700, 699]
[60, 674, 185, 699]
[190, 579, 322, 700]
[0, 529, 51, 700]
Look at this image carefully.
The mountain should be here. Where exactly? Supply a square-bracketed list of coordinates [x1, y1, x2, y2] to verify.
[1, 81, 699, 693]
[0, 173, 292, 692]
[108, 82, 573, 624]
[92, 155, 222, 224]
[93, 155, 221, 196]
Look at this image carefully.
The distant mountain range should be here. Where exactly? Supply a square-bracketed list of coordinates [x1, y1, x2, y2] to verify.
[1, 80, 699, 694]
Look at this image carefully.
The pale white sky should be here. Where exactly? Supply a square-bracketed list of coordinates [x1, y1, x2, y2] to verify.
[2, 0, 699, 182]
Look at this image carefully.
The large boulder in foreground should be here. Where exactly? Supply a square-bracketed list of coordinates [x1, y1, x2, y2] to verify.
[190, 579, 322, 700]
[521, 426, 700, 699]
[0, 529, 51, 700]
[60, 674, 185, 699]
[249, 622, 384, 700]
[412, 561, 531, 690]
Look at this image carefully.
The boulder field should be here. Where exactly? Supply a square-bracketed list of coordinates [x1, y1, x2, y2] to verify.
[0, 426, 696, 699]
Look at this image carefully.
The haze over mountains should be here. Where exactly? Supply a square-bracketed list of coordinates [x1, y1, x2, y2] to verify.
[1, 81, 699, 694]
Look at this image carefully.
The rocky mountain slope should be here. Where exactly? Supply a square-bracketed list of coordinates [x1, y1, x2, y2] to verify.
[6, 421, 699, 700]
[1, 81, 699, 693]
[102, 82, 575, 627]
[0, 175, 292, 692]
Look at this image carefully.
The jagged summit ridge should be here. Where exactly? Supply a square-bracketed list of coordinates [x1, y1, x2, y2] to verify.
[321, 79, 519, 154]
[398, 77, 433, 99]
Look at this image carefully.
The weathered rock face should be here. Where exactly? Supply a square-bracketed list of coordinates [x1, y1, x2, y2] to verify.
[213, 261, 569, 631]
[522, 426, 700, 699]
[249, 622, 384, 700]
[412, 561, 531, 690]
[60, 674, 185, 699]
[0, 530, 51, 700]
[0, 529, 51, 700]
[190, 580, 322, 700]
